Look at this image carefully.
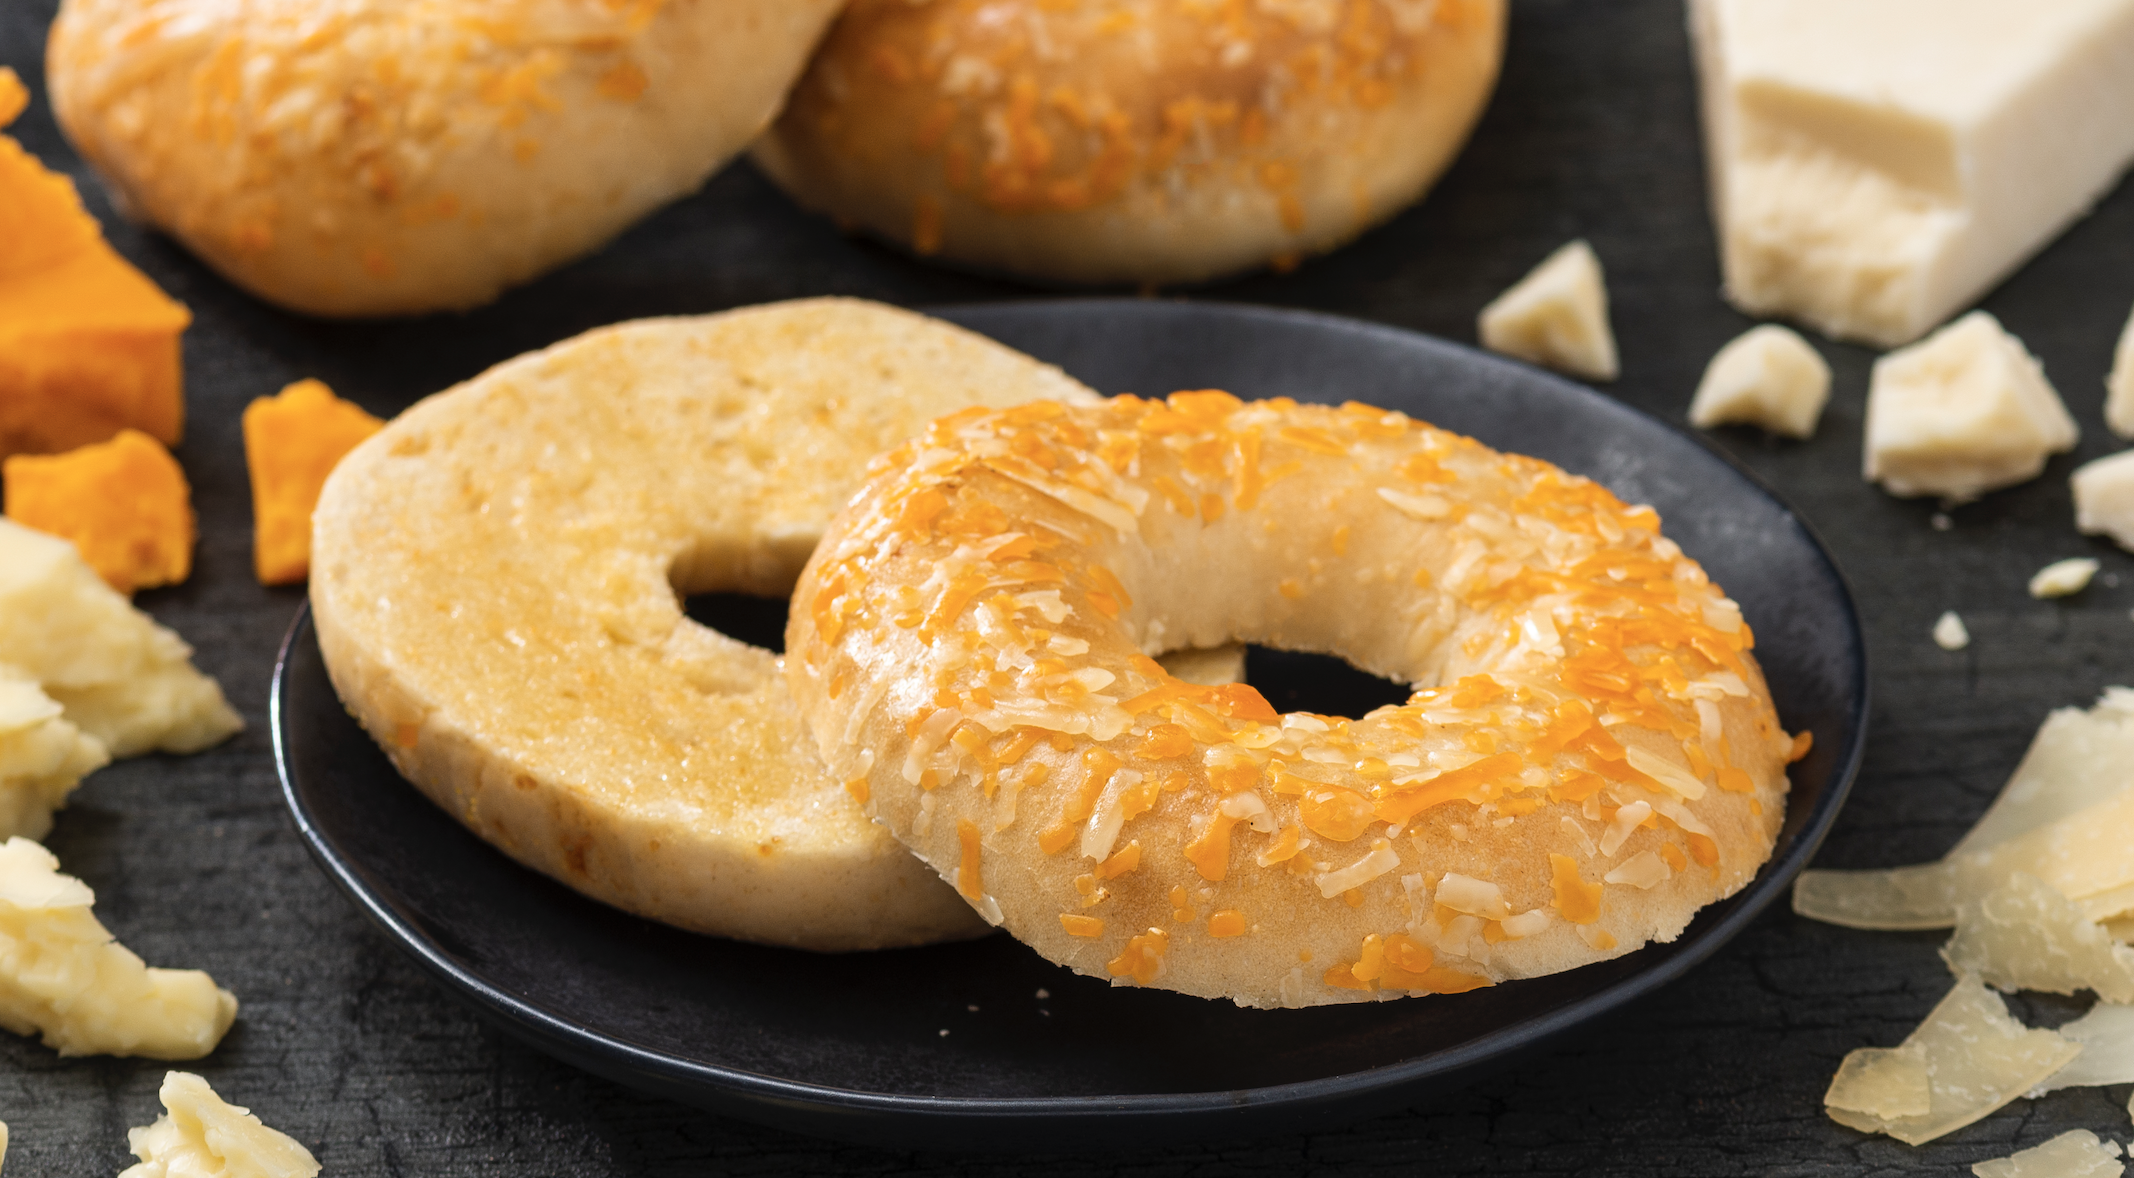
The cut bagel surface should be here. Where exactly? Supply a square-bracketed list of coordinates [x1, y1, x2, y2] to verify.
[310, 298, 1100, 950]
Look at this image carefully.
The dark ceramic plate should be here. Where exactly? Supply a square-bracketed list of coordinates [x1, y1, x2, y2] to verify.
[274, 300, 1866, 1152]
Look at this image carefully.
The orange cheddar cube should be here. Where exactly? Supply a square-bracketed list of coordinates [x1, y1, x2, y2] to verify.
[0, 68, 190, 459]
[242, 379, 383, 585]
[3, 428, 196, 593]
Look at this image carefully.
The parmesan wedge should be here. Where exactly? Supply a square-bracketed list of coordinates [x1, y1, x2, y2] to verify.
[119, 1071, 319, 1178]
[1824, 975, 2079, 1145]
[2036, 1002, 2134, 1093]
[1941, 873, 2134, 1002]
[1973, 1130, 2125, 1178]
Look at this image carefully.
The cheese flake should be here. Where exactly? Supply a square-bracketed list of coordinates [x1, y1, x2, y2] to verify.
[1941, 872, 2134, 1003]
[1972, 1129, 2125, 1178]
[1824, 975, 2079, 1145]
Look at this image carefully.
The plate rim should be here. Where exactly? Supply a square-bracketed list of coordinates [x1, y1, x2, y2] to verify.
[274, 296, 1869, 1143]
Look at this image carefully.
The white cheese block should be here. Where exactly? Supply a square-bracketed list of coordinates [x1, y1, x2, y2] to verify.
[1863, 312, 2079, 502]
[1477, 240, 1619, 381]
[1687, 324, 1830, 437]
[1690, 0, 2134, 347]
[2074, 449, 2134, 550]
[0, 521, 240, 758]
[120, 1072, 319, 1178]
[2110, 303, 2134, 437]
[0, 668, 107, 842]
[1974, 1130, 2125, 1178]
[0, 838, 235, 1059]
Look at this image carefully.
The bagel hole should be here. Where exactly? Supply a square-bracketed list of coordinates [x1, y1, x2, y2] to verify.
[1245, 647, 1411, 719]
[684, 592, 789, 654]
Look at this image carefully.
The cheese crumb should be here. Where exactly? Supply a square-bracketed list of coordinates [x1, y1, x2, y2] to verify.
[2030, 557, 2101, 599]
[1824, 975, 2078, 1145]
[1972, 1129, 2125, 1178]
[0, 520, 240, 757]
[2074, 450, 2134, 551]
[1477, 240, 1619, 381]
[0, 838, 235, 1059]
[1688, 325, 1831, 438]
[1933, 611, 1970, 651]
[119, 1071, 319, 1178]
[1864, 312, 2079, 502]
[0, 667, 107, 841]
[2110, 302, 2134, 439]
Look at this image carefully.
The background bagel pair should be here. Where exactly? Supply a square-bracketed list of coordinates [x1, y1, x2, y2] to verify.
[45, 0, 1507, 317]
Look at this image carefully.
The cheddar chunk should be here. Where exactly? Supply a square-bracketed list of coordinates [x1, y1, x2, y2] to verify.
[241, 379, 382, 585]
[4, 429, 195, 593]
[0, 69, 188, 461]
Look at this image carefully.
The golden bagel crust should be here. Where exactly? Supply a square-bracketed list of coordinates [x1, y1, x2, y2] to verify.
[788, 393, 1796, 1004]
[46, 0, 840, 317]
[310, 299, 1102, 950]
[751, 0, 1505, 286]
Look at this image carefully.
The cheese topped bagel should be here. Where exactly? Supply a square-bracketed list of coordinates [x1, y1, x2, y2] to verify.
[47, 0, 841, 317]
[753, 0, 1506, 285]
[787, 392, 1798, 1003]
[310, 299, 1104, 950]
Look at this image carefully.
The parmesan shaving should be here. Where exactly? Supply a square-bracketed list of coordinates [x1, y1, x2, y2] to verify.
[1941, 873, 2134, 1003]
[1624, 746, 1707, 800]
[1971, 1130, 2124, 1178]
[1823, 975, 2079, 1146]
[1317, 841, 1400, 899]
[1435, 873, 1511, 920]
[2035, 1002, 2134, 1093]
[1794, 784, 2134, 930]
[1955, 688, 2134, 856]
[1825, 1046, 1931, 1120]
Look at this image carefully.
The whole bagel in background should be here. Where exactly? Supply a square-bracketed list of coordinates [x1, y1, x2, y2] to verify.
[310, 299, 1106, 950]
[46, 0, 842, 318]
[752, 0, 1506, 286]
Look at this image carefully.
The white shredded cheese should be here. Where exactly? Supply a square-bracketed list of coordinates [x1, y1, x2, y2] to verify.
[1604, 851, 1673, 889]
[1434, 873, 1511, 919]
[1317, 840, 1401, 898]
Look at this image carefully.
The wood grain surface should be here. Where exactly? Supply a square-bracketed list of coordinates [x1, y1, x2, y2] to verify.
[5, 1, 2133, 1172]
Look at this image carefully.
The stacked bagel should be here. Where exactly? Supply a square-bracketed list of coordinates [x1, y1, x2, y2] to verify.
[47, 0, 1506, 314]
[315, 298, 1794, 1005]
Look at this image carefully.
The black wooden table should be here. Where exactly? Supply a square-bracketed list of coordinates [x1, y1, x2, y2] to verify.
[5, 2, 2133, 1172]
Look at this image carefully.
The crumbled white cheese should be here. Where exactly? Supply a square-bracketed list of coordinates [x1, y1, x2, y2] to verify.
[1690, 0, 2134, 347]
[2110, 302, 2134, 438]
[0, 838, 235, 1059]
[1863, 313, 2079, 502]
[2030, 557, 2102, 599]
[0, 521, 241, 758]
[1688, 325, 1831, 438]
[2075, 450, 2134, 551]
[1933, 611, 1970, 651]
[0, 667, 107, 841]
[1972, 1129, 2125, 1178]
[119, 1071, 319, 1178]
[1824, 975, 2079, 1145]
[1477, 240, 1619, 381]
